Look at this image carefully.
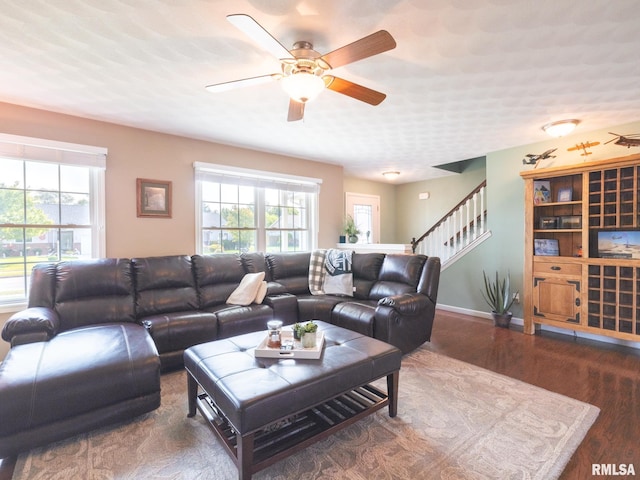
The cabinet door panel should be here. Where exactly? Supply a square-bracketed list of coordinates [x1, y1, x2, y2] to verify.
[533, 277, 580, 323]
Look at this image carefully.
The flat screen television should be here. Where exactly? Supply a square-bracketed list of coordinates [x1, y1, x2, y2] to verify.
[595, 230, 640, 259]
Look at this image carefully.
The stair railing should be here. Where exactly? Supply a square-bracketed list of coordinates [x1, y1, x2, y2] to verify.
[411, 180, 487, 263]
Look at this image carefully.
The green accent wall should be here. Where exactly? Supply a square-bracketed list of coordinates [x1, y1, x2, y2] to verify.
[436, 119, 640, 317]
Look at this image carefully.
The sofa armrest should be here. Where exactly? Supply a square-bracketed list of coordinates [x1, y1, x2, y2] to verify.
[263, 293, 299, 325]
[375, 293, 436, 354]
[2, 307, 60, 345]
[377, 293, 433, 314]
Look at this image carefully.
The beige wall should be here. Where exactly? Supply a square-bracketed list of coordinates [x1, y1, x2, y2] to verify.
[0, 102, 344, 256]
[0, 102, 345, 360]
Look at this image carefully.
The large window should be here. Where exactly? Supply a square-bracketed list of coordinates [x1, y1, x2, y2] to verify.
[195, 163, 320, 254]
[0, 134, 106, 307]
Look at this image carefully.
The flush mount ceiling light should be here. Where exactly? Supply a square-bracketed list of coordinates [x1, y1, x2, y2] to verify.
[542, 119, 580, 138]
[382, 171, 400, 180]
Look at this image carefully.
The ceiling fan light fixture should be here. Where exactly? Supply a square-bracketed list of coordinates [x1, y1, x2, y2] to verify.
[281, 72, 325, 103]
[382, 171, 400, 180]
[542, 119, 580, 137]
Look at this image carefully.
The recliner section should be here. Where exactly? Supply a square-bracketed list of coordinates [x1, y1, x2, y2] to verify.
[0, 259, 161, 458]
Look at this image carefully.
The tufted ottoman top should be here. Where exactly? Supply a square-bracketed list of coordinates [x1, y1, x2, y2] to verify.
[183, 321, 401, 434]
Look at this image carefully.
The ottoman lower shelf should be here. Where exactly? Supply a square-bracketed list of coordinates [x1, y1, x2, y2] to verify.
[190, 376, 397, 478]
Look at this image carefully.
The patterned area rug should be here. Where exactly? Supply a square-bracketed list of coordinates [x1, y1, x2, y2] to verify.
[13, 348, 599, 480]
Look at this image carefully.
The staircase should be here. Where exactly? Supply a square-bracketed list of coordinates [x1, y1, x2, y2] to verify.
[411, 181, 491, 269]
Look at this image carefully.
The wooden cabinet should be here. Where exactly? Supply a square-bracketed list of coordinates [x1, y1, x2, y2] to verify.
[521, 153, 640, 340]
[532, 260, 581, 324]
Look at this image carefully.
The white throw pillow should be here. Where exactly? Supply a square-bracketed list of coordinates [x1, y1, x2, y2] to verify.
[226, 272, 266, 306]
[254, 281, 267, 304]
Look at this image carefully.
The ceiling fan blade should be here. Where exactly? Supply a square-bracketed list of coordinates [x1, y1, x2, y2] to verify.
[205, 74, 278, 93]
[324, 76, 386, 106]
[227, 14, 294, 61]
[320, 30, 396, 69]
[287, 99, 305, 122]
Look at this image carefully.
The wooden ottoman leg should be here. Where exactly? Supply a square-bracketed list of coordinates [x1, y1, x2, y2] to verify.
[237, 432, 255, 480]
[187, 372, 198, 418]
[387, 370, 399, 417]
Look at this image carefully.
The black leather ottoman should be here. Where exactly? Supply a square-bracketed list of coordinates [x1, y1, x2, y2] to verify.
[184, 321, 402, 480]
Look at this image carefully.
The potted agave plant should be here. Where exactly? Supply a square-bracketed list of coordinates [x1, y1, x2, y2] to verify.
[481, 271, 518, 328]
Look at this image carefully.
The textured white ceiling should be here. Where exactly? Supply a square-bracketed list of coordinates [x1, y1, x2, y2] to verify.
[1, 0, 639, 183]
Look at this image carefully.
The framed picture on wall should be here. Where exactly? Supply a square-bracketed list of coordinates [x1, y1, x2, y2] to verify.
[137, 178, 172, 218]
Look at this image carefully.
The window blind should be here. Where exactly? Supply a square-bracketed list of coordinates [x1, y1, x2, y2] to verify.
[0, 133, 107, 168]
[194, 162, 321, 194]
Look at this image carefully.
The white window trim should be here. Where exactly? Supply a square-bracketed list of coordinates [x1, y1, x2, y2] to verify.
[194, 162, 321, 254]
[0, 134, 107, 308]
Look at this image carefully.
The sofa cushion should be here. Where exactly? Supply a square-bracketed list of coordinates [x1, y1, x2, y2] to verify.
[241, 252, 271, 281]
[369, 254, 426, 300]
[265, 252, 311, 295]
[226, 272, 266, 306]
[254, 281, 267, 304]
[330, 301, 377, 337]
[27, 262, 57, 308]
[297, 294, 346, 322]
[207, 304, 273, 339]
[55, 258, 136, 331]
[193, 254, 246, 308]
[352, 253, 385, 299]
[133, 255, 199, 317]
[142, 311, 218, 354]
[0, 323, 160, 444]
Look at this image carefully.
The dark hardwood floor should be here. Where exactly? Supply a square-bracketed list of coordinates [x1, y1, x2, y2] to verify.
[1, 309, 639, 479]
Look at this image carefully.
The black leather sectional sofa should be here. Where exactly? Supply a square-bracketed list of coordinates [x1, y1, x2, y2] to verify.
[0, 251, 440, 457]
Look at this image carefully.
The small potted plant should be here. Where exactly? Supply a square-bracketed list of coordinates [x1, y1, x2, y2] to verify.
[294, 321, 318, 348]
[344, 215, 361, 243]
[481, 271, 518, 328]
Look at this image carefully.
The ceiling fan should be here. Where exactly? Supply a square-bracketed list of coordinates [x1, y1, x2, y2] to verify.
[206, 14, 396, 122]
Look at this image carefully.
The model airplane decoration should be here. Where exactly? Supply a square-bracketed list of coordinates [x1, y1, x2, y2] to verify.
[568, 141, 600, 157]
[206, 14, 396, 121]
[605, 132, 640, 148]
[522, 148, 557, 168]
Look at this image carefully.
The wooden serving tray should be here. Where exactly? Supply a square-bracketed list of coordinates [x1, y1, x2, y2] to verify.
[254, 330, 325, 359]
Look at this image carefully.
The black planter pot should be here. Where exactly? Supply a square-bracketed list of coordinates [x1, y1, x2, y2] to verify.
[492, 311, 512, 328]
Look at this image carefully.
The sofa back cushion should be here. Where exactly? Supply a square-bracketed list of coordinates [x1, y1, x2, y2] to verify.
[351, 253, 385, 299]
[133, 255, 199, 317]
[417, 256, 441, 302]
[265, 252, 311, 295]
[369, 254, 427, 300]
[241, 252, 271, 281]
[54, 258, 136, 331]
[27, 262, 57, 308]
[192, 254, 247, 308]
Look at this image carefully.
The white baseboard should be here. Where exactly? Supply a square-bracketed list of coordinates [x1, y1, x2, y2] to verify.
[436, 304, 640, 350]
